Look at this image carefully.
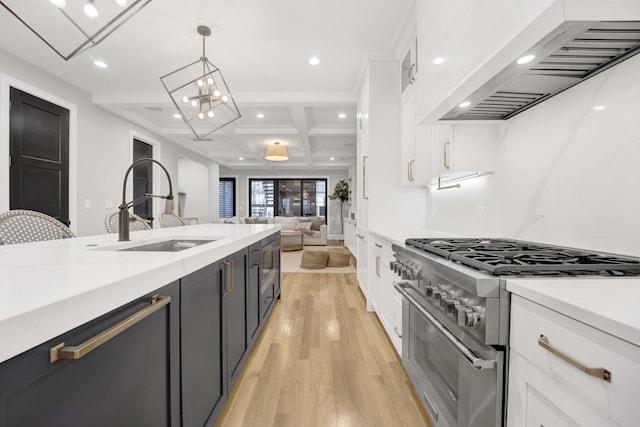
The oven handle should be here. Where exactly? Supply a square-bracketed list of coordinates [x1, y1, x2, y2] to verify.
[395, 282, 497, 371]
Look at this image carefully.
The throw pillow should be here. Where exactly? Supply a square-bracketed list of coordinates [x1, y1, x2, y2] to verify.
[310, 218, 324, 231]
[274, 216, 298, 230]
[256, 218, 269, 224]
[244, 217, 258, 224]
[295, 222, 312, 231]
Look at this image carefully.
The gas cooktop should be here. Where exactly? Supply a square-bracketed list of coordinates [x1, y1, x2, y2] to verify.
[405, 238, 640, 277]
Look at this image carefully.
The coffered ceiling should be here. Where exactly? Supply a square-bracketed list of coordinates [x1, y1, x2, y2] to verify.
[0, 0, 414, 169]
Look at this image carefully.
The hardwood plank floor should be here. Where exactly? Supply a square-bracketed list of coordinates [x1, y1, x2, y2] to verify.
[215, 273, 431, 427]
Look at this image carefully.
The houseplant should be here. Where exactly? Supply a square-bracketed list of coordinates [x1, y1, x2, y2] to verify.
[329, 179, 351, 234]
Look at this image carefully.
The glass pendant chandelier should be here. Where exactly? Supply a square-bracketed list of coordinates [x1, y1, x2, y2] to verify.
[160, 25, 241, 140]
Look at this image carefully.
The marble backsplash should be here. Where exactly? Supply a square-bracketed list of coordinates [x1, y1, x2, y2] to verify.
[426, 52, 640, 257]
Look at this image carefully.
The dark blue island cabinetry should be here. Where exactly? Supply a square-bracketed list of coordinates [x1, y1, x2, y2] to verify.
[0, 280, 181, 427]
[0, 231, 281, 427]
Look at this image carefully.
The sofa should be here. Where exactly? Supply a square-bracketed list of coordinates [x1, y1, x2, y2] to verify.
[212, 216, 327, 246]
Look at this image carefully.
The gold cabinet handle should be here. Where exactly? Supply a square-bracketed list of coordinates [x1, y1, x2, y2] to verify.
[49, 294, 171, 363]
[224, 259, 234, 296]
[252, 263, 260, 269]
[538, 334, 611, 382]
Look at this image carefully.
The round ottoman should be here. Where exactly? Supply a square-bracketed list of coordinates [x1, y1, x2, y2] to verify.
[300, 250, 328, 269]
[327, 247, 351, 267]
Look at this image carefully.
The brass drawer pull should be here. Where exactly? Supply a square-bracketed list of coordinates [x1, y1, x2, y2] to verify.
[538, 334, 611, 382]
[50, 295, 171, 363]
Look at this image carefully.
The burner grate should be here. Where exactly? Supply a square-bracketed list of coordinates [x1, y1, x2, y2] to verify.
[405, 238, 640, 276]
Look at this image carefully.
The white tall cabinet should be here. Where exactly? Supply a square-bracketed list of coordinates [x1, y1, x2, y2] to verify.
[354, 60, 427, 311]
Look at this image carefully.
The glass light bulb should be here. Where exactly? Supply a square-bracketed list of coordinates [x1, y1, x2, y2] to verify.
[83, 2, 98, 18]
[213, 89, 221, 97]
[191, 100, 198, 107]
[207, 111, 214, 118]
[50, 0, 66, 8]
[198, 112, 205, 120]
[207, 77, 214, 85]
[114, 0, 127, 7]
[182, 96, 189, 103]
[221, 95, 229, 102]
[197, 79, 204, 87]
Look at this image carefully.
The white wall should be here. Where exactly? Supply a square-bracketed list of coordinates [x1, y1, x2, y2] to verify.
[0, 47, 219, 236]
[426, 52, 640, 257]
[178, 158, 209, 222]
[218, 167, 349, 238]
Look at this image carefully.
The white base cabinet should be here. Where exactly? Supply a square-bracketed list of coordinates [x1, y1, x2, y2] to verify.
[368, 234, 402, 356]
[507, 295, 640, 427]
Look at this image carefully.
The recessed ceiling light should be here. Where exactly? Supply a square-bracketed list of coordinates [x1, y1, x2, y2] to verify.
[173, 113, 181, 119]
[594, 105, 606, 111]
[50, 0, 66, 8]
[459, 101, 471, 108]
[93, 60, 107, 68]
[238, 157, 244, 160]
[338, 113, 346, 119]
[256, 113, 264, 118]
[83, 1, 99, 19]
[330, 157, 335, 161]
[432, 57, 445, 65]
[516, 54, 535, 65]
[309, 57, 320, 66]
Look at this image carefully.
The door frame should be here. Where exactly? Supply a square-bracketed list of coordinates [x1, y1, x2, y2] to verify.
[0, 73, 78, 233]
[129, 130, 162, 222]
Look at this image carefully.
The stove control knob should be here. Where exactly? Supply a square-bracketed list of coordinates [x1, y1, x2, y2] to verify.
[462, 307, 481, 328]
[439, 292, 451, 308]
[446, 299, 463, 318]
[433, 290, 444, 303]
[389, 261, 396, 271]
[400, 268, 409, 279]
[425, 285, 435, 297]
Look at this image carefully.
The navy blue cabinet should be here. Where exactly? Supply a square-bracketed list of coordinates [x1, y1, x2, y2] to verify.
[248, 241, 262, 345]
[181, 260, 225, 427]
[180, 248, 249, 426]
[0, 281, 181, 427]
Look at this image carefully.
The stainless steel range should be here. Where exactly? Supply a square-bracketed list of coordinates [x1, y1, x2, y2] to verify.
[392, 238, 640, 427]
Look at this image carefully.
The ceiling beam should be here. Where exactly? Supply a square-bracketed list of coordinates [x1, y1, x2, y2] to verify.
[288, 106, 313, 167]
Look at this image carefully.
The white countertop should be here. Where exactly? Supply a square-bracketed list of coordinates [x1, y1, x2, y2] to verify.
[507, 278, 640, 348]
[0, 223, 279, 363]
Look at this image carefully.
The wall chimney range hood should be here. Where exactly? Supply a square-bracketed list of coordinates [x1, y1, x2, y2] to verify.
[442, 21, 640, 121]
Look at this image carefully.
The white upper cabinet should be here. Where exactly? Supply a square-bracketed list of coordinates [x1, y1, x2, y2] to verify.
[431, 125, 497, 182]
[415, 0, 640, 124]
[401, 37, 418, 95]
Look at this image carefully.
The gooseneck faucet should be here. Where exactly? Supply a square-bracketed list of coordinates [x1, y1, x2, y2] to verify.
[119, 158, 174, 241]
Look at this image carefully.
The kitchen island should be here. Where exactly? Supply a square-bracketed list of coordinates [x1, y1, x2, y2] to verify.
[0, 223, 281, 427]
[0, 223, 279, 363]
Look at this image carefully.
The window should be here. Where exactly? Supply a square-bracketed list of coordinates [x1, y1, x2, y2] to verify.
[219, 178, 236, 218]
[249, 178, 327, 221]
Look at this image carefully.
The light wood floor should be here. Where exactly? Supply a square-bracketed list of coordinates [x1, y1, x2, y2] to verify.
[215, 273, 431, 427]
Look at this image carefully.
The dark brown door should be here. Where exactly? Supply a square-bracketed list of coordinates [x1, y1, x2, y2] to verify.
[9, 88, 70, 225]
[132, 139, 153, 225]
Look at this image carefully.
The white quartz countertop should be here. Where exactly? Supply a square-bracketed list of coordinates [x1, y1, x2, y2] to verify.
[507, 278, 640, 348]
[0, 223, 280, 363]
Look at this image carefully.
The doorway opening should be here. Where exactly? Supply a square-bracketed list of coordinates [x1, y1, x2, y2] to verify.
[9, 87, 70, 225]
[132, 139, 153, 226]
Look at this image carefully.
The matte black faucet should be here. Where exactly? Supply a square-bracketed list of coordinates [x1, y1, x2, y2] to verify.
[118, 158, 174, 241]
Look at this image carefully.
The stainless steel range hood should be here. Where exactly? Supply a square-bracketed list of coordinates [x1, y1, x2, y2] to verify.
[441, 21, 640, 121]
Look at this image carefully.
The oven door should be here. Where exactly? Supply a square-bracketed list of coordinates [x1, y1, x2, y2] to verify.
[396, 282, 504, 427]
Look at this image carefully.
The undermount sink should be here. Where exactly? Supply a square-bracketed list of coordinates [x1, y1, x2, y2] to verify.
[118, 239, 215, 252]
